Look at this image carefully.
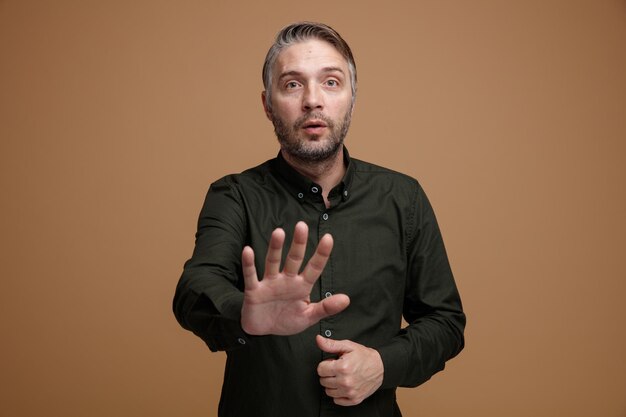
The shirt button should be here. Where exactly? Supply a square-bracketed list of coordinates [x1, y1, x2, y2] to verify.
[324, 330, 332, 337]
[311, 186, 319, 193]
[322, 213, 329, 221]
[343, 190, 348, 197]
[297, 192, 304, 199]
[324, 291, 332, 298]
[237, 338, 246, 345]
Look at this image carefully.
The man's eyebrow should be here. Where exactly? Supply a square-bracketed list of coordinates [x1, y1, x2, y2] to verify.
[277, 67, 346, 81]
[277, 70, 303, 81]
[320, 66, 345, 75]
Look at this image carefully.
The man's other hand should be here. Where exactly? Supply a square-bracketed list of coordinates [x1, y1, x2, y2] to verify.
[316, 335, 384, 406]
[241, 221, 350, 336]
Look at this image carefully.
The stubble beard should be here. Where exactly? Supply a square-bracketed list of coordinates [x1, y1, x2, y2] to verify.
[271, 109, 352, 164]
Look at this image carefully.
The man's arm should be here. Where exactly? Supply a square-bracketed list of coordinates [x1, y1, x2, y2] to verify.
[376, 183, 466, 388]
[173, 178, 350, 351]
[172, 178, 249, 351]
[314, 182, 464, 406]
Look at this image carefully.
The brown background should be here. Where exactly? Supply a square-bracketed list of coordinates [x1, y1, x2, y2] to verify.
[1, 1, 625, 416]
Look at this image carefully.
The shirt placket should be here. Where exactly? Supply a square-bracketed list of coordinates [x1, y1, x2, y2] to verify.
[311, 190, 340, 416]
[305, 184, 337, 348]
[320, 213, 339, 417]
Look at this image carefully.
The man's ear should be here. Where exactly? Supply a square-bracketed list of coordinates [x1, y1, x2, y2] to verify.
[261, 91, 272, 121]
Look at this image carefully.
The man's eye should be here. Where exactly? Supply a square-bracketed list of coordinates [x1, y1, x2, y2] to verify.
[326, 80, 338, 87]
[286, 81, 299, 89]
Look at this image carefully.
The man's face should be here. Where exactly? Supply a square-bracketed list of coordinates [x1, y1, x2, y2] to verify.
[263, 39, 354, 163]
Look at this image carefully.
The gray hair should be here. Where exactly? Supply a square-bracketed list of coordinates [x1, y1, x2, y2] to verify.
[262, 22, 357, 111]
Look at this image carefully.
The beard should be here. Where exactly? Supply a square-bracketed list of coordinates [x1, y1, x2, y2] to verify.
[271, 109, 352, 163]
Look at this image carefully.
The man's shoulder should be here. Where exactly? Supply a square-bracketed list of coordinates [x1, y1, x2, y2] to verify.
[210, 158, 275, 187]
[351, 158, 420, 188]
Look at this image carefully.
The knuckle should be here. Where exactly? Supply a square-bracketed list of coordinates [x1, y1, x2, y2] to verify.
[308, 261, 324, 274]
[336, 362, 350, 374]
[286, 252, 303, 263]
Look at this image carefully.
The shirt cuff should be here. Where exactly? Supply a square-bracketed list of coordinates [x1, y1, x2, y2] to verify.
[200, 291, 253, 352]
[217, 290, 244, 321]
[376, 339, 409, 389]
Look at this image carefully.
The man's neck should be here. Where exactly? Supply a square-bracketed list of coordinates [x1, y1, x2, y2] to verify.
[281, 148, 346, 208]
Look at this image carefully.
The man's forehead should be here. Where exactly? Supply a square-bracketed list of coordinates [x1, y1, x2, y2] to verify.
[273, 39, 349, 75]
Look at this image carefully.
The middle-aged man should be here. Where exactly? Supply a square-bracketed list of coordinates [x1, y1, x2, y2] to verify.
[173, 22, 465, 417]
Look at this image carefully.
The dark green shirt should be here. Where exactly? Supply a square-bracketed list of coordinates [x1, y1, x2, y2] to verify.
[173, 148, 465, 417]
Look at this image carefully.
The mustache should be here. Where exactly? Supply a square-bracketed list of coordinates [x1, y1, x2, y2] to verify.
[294, 112, 334, 129]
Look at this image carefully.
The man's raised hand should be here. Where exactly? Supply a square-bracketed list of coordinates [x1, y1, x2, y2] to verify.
[240, 221, 350, 336]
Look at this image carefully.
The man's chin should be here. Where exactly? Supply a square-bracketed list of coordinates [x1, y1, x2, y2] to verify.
[284, 141, 342, 163]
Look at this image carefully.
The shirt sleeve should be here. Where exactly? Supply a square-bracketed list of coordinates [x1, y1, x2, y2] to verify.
[376, 182, 466, 388]
[172, 177, 251, 352]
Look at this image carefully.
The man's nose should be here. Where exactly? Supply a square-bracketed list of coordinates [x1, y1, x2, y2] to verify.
[302, 84, 323, 111]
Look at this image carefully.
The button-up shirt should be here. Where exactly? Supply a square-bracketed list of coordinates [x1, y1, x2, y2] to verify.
[173, 148, 465, 417]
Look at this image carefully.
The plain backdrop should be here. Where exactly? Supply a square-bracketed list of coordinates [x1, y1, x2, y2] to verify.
[1, 1, 625, 416]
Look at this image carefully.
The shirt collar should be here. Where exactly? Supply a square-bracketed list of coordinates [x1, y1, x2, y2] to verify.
[271, 146, 354, 204]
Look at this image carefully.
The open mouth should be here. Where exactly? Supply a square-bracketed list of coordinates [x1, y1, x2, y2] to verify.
[302, 120, 328, 129]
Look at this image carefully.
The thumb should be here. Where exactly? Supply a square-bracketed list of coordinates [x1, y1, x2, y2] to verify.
[316, 334, 354, 354]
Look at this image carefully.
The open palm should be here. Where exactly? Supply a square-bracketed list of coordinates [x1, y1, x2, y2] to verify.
[240, 221, 350, 336]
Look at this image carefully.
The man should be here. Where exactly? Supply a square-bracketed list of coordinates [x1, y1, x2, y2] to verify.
[173, 22, 465, 417]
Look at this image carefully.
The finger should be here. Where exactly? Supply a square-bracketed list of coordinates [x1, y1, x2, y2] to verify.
[318, 376, 338, 389]
[320, 294, 350, 317]
[316, 334, 355, 355]
[333, 397, 360, 407]
[241, 246, 259, 290]
[264, 228, 285, 277]
[301, 233, 333, 284]
[317, 358, 336, 377]
[282, 221, 308, 276]
[323, 387, 351, 402]
[307, 294, 350, 324]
